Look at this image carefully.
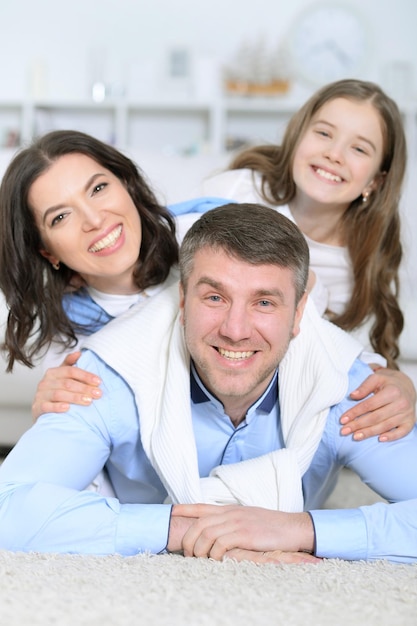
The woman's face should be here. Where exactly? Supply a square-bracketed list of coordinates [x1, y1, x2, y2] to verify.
[29, 153, 143, 294]
[292, 97, 385, 209]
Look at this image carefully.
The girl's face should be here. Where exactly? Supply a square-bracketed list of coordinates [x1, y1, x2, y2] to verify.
[29, 153, 143, 294]
[292, 97, 385, 209]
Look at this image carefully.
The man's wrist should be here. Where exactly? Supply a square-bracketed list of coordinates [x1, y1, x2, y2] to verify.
[304, 512, 317, 554]
[167, 510, 196, 553]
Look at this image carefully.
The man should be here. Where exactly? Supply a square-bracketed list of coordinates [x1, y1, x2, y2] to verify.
[0, 204, 416, 562]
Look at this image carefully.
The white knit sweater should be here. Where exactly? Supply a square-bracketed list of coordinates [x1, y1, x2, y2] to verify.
[84, 271, 363, 512]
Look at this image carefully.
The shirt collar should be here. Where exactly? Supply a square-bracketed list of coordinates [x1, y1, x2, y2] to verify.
[190, 362, 278, 413]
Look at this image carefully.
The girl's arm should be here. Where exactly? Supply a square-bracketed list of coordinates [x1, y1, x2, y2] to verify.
[339, 368, 416, 442]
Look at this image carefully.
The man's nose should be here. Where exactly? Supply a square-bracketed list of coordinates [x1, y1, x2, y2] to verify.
[219, 303, 252, 342]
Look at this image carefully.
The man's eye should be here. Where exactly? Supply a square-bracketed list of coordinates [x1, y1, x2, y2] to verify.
[209, 295, 222, 302]
[259, 300, 271, 307]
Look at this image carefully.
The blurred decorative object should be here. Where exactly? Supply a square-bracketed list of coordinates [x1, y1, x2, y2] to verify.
[29, 60, 48, 99]
[2, 128, 20, 148]
[89, 47, 108, 102]
[165, 47, 192, 96]
[224, 37, 291, 97]
[192, 55, 221, 101]
[286, 3, 368, 87]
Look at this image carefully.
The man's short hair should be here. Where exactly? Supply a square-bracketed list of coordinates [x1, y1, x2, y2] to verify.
[179, 203, 309, 303]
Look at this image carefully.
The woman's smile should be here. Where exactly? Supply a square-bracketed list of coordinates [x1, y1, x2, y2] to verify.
[88, 224, 123, 254]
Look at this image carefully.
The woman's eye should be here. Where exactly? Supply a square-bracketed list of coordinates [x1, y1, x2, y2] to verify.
[92, 182, 107, 194]
[51, 213, 66, 227]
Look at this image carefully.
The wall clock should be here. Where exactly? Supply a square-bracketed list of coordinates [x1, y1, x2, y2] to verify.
[287, 2, 369, 87]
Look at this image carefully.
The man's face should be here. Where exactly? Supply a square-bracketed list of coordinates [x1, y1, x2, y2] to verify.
[180, 247, 306, 415]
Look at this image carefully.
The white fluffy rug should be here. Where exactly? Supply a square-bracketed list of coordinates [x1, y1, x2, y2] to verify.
[0, 470, 416, 626]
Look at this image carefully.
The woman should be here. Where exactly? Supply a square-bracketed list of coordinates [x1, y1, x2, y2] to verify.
[0, 130, 212, 373]
[0, 128, 413, 442]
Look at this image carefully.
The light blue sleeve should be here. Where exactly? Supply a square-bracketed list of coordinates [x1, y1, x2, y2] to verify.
[0, 350, 171, 555]
[310, 359, 417, 563]
[311, 500, 417, 563]
[168, 196, 231, 216]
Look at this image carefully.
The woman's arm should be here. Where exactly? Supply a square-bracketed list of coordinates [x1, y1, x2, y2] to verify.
[32, 351, 102, 420]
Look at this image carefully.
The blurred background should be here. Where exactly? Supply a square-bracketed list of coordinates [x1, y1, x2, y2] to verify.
[0, 0, 415, 154]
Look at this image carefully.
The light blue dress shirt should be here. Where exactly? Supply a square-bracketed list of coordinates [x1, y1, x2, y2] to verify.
[1, 350, 417, 562]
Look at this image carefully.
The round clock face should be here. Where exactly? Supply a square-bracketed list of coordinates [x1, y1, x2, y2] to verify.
[288, 3, 368, 86]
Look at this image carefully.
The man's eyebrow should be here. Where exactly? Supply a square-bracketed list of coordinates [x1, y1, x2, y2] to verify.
[195, 276, 223, 290]
[195, 276, 286, 302]
[312, 119, 377, 152]
[42, 172, 106, 225]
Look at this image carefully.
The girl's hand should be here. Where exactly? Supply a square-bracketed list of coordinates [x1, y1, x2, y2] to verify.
[340, 368, 416, 442]
[32, 351, 102, 421]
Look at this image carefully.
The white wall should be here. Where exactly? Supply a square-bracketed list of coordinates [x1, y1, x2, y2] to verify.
[0, 0, 416, 101]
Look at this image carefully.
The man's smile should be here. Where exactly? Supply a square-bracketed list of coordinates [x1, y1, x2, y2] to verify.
[217, 347, 256, 360]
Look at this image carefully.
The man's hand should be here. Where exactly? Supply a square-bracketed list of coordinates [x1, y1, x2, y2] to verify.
[224, 548, 321, 564]
[173, 504, 315, 561]
[340, 368, 416, 442]
[167, 508, 199, 553]
[32, 351, 102, 421]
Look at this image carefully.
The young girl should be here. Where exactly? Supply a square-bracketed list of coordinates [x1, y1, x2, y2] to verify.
[198, 78, 415, 439]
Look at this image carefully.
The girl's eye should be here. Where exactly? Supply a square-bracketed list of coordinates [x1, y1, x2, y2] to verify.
[354, 146, 367, 155]
[315, 129, 330, 138]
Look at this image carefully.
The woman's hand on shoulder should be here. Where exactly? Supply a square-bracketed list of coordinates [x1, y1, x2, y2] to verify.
[32, 351, 102, 421]
[339, 367, 416, 442]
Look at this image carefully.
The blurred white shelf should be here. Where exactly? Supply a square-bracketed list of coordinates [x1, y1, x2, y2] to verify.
[0, 96, 416, 156]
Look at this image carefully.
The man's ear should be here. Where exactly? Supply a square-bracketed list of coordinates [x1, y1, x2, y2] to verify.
[39, 248, 60, 267]
[292, 291, 308, 339]
[179, 282, 185, 326]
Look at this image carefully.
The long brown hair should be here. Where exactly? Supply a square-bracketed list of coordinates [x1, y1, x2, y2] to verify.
[230, 79, 406, 368]
[0, 130, 179, 371]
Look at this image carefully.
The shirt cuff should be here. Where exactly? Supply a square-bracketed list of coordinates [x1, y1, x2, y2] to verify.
[309, 508, 368, 560]
[116, 503, 172, 555]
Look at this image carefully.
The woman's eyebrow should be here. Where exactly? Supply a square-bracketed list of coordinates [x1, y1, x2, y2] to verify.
[41, 173, 106, 224]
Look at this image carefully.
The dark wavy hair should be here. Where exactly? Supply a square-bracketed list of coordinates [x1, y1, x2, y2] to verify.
[230, 79, 406, 368]
[0, 130, 179, 371]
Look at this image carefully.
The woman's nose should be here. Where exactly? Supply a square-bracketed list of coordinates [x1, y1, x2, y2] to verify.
[80, 204, 105, 230]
